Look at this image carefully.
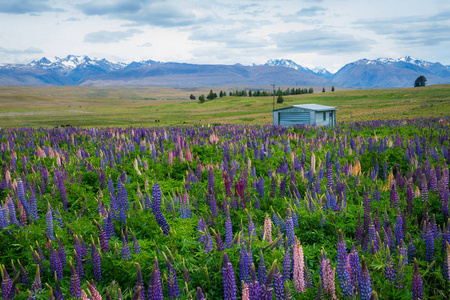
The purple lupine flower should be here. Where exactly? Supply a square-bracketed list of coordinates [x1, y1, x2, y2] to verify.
[69, 262, 81, 299]
[223, 252, 238, 300]
[134, 263, 146, 300]
[94, 220, 110, 253]
[46, 202, 55, 240]
[326, 161, 334, 191]
[406, 179, 414, 214]
[225, 210, 233, 248]
[441, 181, 449, 219]
[212, 228, 225, 251]
[197, 287, 206, 300]
[303, 260, 313, 289]
[282, 247, 291, 282]
[17, 180, 31, 217]
[349, 246, 360, 296]
[1, 265, 12, 299]
[198, 216, 206, 244]
[164, 254, 180, 299]
[91, 240, 102, 282]
[148, 258, 164, 300]
[18, 260, 29, 285]
[258, 251, 266, 286]
[395, 256, 405, 289]
[204, 227, 214, 253]
[363, 192, 371, 233]
[385, 247, 396, 282]
[49, 244, 64, 280]
[359, 257, 371, 300]
[152, 182, 170, 235]
[399, 239, 408, 265]
[121, 230, 131, 260]
[273, 264, 285, 300]
[208, 168, 218, 218]
[55, 235, 66, 269]
[59, 178, 68, 210]
[104, 211, 115, 239]
[30, 266, 42, 298]
[261, 260, 277, 300]
[407, 234, 416, 265]
[182, 259, 191, 283]
[285, 216, 295, 249]
[412, 260, 423, 300]
[130, 229, 141, 254]
[239, 245, 250, 286]
[29, 189, 39, 221]
[336, 230, 351, 297]
[390, 180, 400, 208]
[426, 221, 435, 263]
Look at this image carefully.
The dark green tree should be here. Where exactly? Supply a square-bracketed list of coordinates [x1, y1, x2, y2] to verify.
[308, 87, 314, 94]
[248, 90, 252, 97]
[322, 87, 325, 93]
[189, 94, 196, 100]
[207, 89, 216, 100]
[199, 95, 206, 103]
[414, 76, 427, 87]
[276, 88, 284, 103]
[331, 86, 335, 92]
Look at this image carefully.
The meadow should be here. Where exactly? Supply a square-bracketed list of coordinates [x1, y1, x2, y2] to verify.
[0, 84, 449, 300]
[0, 84, 449, 128]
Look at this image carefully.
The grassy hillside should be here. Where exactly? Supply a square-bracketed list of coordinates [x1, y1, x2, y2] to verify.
[0, 84, 449, 127]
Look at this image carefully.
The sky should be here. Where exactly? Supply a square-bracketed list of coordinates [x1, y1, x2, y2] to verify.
[0, 0, 449, 72]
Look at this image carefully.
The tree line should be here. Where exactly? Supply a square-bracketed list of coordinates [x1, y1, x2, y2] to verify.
[193, 86, 331, 103]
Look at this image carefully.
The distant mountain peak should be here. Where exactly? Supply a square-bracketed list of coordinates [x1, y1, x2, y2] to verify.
[264, 59, 333, 79]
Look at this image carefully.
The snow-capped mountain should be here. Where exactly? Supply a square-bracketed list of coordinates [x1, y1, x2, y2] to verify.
[0, 55, 449, 87]
[332, 56, 450, 87]
[263, 59, 333, 79]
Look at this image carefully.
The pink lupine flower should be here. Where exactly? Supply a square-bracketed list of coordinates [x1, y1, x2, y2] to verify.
[293, 237, 305, 292]
[263, 213, 272, 242]
[242, 282, 249, 300]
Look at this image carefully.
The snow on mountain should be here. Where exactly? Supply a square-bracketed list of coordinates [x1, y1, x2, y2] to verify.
[263, 59, 333, 79]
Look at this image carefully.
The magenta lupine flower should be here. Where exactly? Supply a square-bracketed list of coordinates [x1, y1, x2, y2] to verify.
[222, 252, 238, 300]
[148, 258, 164, 300]
[293, 237, 305, 293]
[412, 260, 423, 300]
[69, 262, 81, 299]
[91, 241, 102, 282]
[212, 228, 225, 251]
[320, 250, 336, 299]
[359, 257, 371, 300]
[87, 280, 102, 300]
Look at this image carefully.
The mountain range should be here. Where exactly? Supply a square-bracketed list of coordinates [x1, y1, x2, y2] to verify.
[0, 55, 449, 88]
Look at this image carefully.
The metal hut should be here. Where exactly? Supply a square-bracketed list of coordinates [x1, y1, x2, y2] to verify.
[272, 104, 337, 126]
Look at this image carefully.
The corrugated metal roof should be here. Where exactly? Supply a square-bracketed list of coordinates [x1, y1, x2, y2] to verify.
[272, 104, 337, 112]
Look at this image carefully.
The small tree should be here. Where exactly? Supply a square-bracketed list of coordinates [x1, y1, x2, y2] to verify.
[414, 76, 427, 87]
[207, 89, 216, 100]
[322, 87, 325, 93]
[189, 94, 196, 100]
[308, 87, 314, 93]
[331, 86, 335, 92]
[199, 95, 206, 103]
[276, 88, 284, 104]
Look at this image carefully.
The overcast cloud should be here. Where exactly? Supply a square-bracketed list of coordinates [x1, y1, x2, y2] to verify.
[0, 0, 448, 71]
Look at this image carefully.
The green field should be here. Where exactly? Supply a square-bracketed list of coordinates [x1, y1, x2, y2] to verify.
[0, 84, 449, 127]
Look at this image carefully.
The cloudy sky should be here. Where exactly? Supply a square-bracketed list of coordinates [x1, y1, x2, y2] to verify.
[0, 0, 449, 71]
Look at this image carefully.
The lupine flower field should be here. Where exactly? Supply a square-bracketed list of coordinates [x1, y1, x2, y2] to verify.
[1, 118, 450, 299]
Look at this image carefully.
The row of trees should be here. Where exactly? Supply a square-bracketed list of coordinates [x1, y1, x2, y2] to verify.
[194, 86, 326, 103]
